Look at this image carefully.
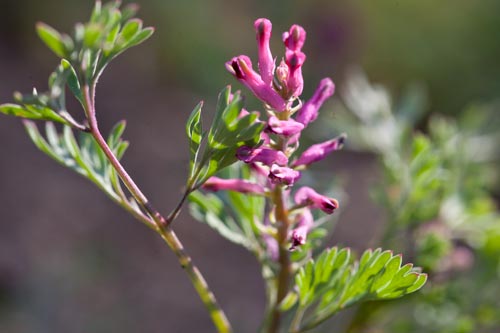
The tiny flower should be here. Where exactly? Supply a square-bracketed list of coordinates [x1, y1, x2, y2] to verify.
[290, 208, 314, 250]
[226, 56, 286, 111]
[292, 134, 346, 167]
[269, 164, 301, 186]
[254, 18, 275, 86]
[295, 78, 335, 126]
[203, 177, 265, 194]
[266, 116, 304, 137]
[294, 186, 339, 214]
[236, 146, 288, 166]
[283, 24, 306, 52]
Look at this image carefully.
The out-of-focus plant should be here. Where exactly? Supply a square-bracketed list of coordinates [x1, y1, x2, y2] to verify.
[326, 69, 500, 333]
[1, 2, 428, 333]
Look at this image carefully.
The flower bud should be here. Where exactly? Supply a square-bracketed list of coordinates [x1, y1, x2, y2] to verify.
[284, 50, 306, 98]
[266, 116, 304, 137]
[268, 164, 301, 186]
[294, 186, 339, 214]
[283, 24, 306, 51]
[254, 18, 275, 85]
[290, 208, 314, 250]
[203, 177, 265, 194]
[236, 146, 288, 166]
[226, 56, 286, 111]
[292, 134, 345, 167]
[295, 78, 335, 126]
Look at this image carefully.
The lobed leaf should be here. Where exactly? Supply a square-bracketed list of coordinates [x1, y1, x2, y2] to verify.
[293, 247, 427, 331]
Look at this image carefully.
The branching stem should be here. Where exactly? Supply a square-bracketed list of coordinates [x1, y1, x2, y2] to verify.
[81, 84, 233, 333]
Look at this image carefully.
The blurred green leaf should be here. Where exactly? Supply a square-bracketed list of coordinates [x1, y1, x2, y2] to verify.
[186, 102, 203, 177]
[36, 22, 68, 58]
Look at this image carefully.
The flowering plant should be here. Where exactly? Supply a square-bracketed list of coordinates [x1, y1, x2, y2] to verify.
[0, 2, 427, 332]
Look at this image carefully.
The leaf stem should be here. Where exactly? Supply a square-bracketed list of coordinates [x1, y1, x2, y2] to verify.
[81, 84, 233, 333]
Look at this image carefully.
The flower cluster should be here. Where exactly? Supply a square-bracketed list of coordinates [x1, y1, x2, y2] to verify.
[206, 18, 344, 253]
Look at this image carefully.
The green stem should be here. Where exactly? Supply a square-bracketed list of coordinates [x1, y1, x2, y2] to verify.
[82, 85, 233, 333]
[267, 185, 292, 333]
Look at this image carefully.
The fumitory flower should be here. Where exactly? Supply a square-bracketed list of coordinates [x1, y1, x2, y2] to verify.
[294, 186, 339, 214]
[203, 177, 265, 195]
[293, 134, 346, 167]
[290, 208, 314, 250]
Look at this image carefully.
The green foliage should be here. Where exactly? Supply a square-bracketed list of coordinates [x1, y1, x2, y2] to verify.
[24, 120, 129, 202]
[36, 1, 153, 84]
[186, 86, 264, 189]
[290, 247, 426, 331]
[0, 60, 84, 127]
[189, 164, 265, 253]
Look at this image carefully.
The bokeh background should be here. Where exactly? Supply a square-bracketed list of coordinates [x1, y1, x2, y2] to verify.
[1, 0, 499, 332]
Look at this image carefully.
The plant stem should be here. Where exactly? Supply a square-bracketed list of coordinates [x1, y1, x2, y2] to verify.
[267, 185, 292, 333]
[82, 85, 233, 333]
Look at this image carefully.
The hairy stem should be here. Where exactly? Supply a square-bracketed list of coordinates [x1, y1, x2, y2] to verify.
[82, 85, 233, 333]
[267, 185, 292, 333]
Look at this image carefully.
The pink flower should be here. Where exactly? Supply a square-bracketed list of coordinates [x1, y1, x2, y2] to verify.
[236, 146, 288, 166]
[266, 116, 304, 137]
[203, 177, 265, 194]
[226, 56, 286, 111]
[294, 186, 339, 214]
[269, 164, 301, 186]
[295, 78, 335, 126]
[282, 24, 307, 99]
[284, 50, 306, 98]
[290, 208, 314, 250]
[254, 18, 275, 86]
[282, 24, 306, 52]
[292, 134, 345, 167]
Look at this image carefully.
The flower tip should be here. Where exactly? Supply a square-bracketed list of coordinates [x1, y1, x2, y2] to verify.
[283, 24, 306, 51]
[254, 18, 272, 34]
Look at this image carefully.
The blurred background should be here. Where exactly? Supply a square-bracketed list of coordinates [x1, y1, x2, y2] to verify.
[0, 0, 499, 332]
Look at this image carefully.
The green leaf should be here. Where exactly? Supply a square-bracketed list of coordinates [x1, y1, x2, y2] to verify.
[0, 103, 67, 124]
[278, 292, 298, 312]
[294, 247, 427, 332]
[0, 104, 36, 118]
[120, 19, 142, 41]
[186, 102, 203, 177]
[60, 59, 83, 103]
[36, 22, 67, 58]
[188, 86, 264, 187]
[189, 191, 252, 249]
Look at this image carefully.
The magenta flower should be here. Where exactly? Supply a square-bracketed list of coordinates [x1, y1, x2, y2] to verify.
[283, 24, 306, 51]
[236, 146, 288, 166]
[294, 186, 339, 214]
[290, 208, 314, 250]
[284, 50, 306, 98]
[282, 25, 306, 99]
[292, 134, 346, 167]
[226, 56, 286, 111]
[266, 116, 304, 137]
[254, 18, 275, 86]
[295, 78, 335, 126]
[203, 177, 265, 194]
[269, 164, 301, 186]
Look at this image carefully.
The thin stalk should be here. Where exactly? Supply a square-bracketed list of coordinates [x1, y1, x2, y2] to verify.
[267, 185, 292, 333]
[81, 85, 233, 333]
